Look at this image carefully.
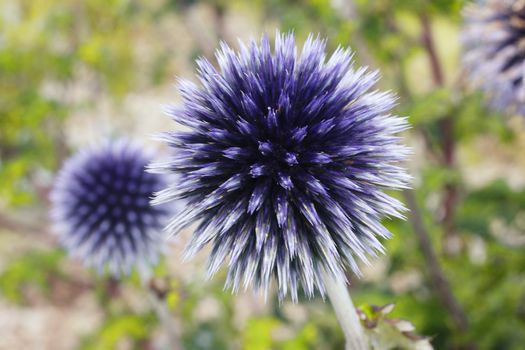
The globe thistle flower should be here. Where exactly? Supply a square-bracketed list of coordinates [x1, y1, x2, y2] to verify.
[152, 33, 410, 300]
[51, 139, 169, 277]
[462, 0, 525, 115]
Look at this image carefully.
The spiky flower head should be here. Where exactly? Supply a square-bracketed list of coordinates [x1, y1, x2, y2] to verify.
[462, 0, 525, 115]
[153, 33, 410, 300]
[51, 139, 169, 277]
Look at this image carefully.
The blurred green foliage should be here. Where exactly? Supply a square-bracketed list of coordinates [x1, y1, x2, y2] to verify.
[0, 0, 150, 206]
[80, 312, 158, 350]
[0, 249, 64, 304]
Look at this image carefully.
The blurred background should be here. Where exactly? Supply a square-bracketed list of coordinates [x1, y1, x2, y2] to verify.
[1, 0, 525, 349]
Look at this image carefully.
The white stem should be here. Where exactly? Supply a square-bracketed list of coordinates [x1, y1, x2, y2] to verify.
[322, 271, 369, 350]
[148, 291, 181, 350]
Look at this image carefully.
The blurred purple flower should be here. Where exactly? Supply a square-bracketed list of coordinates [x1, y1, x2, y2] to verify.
[51, 139, 168, 277]
[152, 33, 410, 300]
[463, 0, 525, 115]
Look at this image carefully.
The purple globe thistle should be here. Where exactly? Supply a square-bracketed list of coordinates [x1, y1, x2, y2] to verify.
[462, 0, 525, 115]
[51, 139, 169, 277]
[152, 33, 410, 300]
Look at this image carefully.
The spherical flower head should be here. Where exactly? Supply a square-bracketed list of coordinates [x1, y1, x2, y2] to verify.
[462, 0, 525, 115]
[153, 33, 410, 300]
[51, 139, 169, 277]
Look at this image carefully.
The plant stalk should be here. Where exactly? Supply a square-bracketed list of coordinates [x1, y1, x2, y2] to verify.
[419, 11, 459, 246]
[148, 288, 181, 350]
[403, 189, 469, 332]
[322, 271, 369, 350]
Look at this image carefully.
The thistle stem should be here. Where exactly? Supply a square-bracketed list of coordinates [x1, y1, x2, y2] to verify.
[403, 189, 469, 332]
[419, 11, 458, 247]
[322, 271, 369, 350]
[149, 293, 180, 350]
